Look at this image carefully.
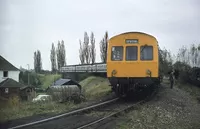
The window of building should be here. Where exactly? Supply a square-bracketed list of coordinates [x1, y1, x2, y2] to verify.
[126, 46, 138, 61]
[5, 88, 9, 93]
[3, 71, 8, 77]
[140, 46, 153, 60]
[111, 46, 123, 61]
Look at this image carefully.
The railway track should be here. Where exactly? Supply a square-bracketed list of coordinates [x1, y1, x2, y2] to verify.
[8, 85, 158, 129]
[76, 87, 158, 129]
[8, 98, 119, 129]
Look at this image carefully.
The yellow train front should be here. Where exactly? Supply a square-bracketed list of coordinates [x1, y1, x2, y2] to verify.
[107, 32, 160, 96]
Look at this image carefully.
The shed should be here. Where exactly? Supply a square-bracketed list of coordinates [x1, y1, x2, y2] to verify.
[0, 78, 23, 99]
[20, 86, 36, 101]
[0, 78, 36, 101]
[51, 78, 81, 89]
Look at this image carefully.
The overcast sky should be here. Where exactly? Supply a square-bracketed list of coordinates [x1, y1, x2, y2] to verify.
[0, 0, 200, 70]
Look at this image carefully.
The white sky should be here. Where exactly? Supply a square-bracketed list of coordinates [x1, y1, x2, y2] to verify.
[0, 0, 200, 70]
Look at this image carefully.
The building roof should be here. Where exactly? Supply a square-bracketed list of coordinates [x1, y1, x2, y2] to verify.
[0, 55, 19, 71]
[0, 78, 25, 88]
[20, 86, 35, 90]
[52, 78, 81, 86]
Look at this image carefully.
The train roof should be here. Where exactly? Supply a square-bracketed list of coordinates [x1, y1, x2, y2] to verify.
[109, 31, 157, 41]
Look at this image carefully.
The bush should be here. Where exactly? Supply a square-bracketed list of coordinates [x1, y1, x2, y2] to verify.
[7, 95, 20, 108]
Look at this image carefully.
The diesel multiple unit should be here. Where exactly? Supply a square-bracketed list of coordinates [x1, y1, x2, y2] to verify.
[107, 32, 160, 96]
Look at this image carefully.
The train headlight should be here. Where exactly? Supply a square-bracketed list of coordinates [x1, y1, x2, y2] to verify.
[111, 70, 117, 77]
[146, 69, 151, 76]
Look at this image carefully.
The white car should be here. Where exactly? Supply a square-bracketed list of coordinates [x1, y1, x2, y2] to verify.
[32, 95, 51, 102]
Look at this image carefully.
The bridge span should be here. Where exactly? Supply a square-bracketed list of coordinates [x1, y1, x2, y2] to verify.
[60, 63, 107, 80]
[60, 63, 107, 73]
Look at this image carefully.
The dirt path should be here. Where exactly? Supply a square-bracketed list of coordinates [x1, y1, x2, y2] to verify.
[116, 83, 200, 129]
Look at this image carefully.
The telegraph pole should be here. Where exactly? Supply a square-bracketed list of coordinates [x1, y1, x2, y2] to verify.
[27, 64, 30, 86]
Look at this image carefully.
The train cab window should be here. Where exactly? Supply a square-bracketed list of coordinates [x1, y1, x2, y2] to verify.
[126, 46, 138, 61]
[111, 46, 123, 61]
[140, 46, 153, 60]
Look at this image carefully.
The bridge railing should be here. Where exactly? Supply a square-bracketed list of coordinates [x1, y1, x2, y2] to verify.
[60, 63, 107, 73]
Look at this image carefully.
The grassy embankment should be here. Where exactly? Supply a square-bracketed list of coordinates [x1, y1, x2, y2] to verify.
[0, 76, 111, 122]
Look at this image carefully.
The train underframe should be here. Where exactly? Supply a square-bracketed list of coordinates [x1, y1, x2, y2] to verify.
[108, 77, 161, 97]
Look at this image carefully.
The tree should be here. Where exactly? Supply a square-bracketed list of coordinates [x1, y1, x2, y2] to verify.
[61, 40, 66, 67]
[198, 44, 200, 66]
[100, 31, 108, 63]
[37, 50, 42, 73]
[90, 32, 96, 64]
[34, 51, 37, 72]
[159, 47, 173, 76]
[56, 40, 66, 70]
[34, 50, 42, 73]
[57, 41, 61, 70]
[50, 43, 57, 72]
[79, 40, 85, 64]
[83, 32, 90, 64]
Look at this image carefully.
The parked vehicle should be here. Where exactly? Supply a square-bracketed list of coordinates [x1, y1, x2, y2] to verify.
[32, 94, 52, 102]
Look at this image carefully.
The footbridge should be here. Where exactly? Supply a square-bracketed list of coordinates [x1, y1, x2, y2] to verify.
[60, 63, 107, 73]
[60, 63, 107, 80]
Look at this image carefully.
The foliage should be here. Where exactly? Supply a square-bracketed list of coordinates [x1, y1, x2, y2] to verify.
[37, 74, 61, 89]
[0, 101, 77, 122]
[177, 44, 200, 67]
[174, 43, 200, 84]
[50, 43, 57, 72]
[79, 32, 96, 64]
[19, 71, 41, 87]
[100, 31, 108, 63]
[159, 47, 173, 76]
[80, 76, 111, 100]
[90, 32, 96, 64]
[19, 72, 61, 88]
[79, 40, 85, 64]
[173, 61, 191, 83]
[56, 40, 66, 70]
[34, 50, 42, 73]
[83, 32, 90, 64]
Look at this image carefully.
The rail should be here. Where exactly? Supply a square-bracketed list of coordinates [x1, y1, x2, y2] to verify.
[77, 87, 158, 129]
[9, 98, 119, 129]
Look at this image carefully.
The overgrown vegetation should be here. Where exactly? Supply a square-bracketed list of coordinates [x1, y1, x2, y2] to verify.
[0, 76, 111, 122]
[37, 74, 61, 89]
[0, 98, 77, 122]
[176, 82, 200, 102]
[19, 71, 61, 89]
[80, 76, 111, 100]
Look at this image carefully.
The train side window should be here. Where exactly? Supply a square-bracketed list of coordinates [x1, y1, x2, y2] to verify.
[140, 46, 153, 60]
[111, 46, 123, 61]
[126, 46, 138, 61]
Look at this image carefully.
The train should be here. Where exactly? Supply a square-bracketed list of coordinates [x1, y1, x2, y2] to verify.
[107, 32, 161, 96]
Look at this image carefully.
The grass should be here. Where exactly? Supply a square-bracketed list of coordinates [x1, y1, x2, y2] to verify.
[0, 100, 77, 123]
[176, 82, 200, 102]
[163, 78, 200, 102]
[38, 74, 61, 89]
[0, 76, 112, 122]
[79, 76, 111, 100]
